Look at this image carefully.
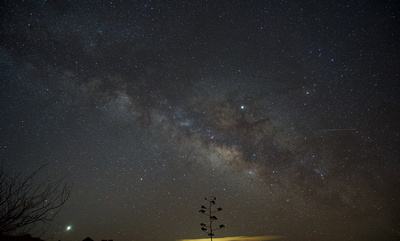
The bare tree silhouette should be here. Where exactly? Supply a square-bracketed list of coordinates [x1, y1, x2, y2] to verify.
[0, 163, 71, 235]
[199, 196, 225, 241]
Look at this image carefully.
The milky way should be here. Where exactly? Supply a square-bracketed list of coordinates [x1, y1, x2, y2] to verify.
[1, 1, 399, 241]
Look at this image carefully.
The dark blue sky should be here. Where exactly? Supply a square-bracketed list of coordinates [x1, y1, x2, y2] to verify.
[1, 1, 399, 241]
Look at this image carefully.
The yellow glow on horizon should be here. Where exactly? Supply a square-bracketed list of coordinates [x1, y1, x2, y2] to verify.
[178, 235, 285, 241]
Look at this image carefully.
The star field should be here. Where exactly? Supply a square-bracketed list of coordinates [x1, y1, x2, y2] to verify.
[1, 1, 399, 241]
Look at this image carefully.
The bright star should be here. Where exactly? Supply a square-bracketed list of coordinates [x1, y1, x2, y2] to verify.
[66, 225, 72, 231]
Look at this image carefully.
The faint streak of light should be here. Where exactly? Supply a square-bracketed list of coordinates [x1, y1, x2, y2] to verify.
[322, 129, 357, 131]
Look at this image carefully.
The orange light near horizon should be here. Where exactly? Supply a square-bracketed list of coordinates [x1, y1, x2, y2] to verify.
[178, 235, 285, 241]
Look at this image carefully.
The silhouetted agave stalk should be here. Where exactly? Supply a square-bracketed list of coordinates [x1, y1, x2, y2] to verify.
[199, 196, 225, 241]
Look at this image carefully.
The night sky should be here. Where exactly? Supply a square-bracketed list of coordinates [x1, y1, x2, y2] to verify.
[1, 1, 399, 241]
